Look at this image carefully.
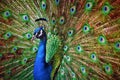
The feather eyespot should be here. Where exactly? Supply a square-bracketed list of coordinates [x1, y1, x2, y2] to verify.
[27, 34, 30, 38]
[61, 69, 64, 75]
[5, 11, 10, 16]
[116, 43, 120, 48]
[116, 42, 120, 48]
[23, 58, 27, 62]
[32, 46, 38, 53]
[51, 17, 56, 25]
[4, 32, 12, 40]
[25, 33, 32, 40]
[11, 46, 18, 53]
[104, 64, 112, 75]
[6, 32, 11, 37]
[98, 35, 107, 45]
[59, 16, 65, 24]
[68, 29, 74, 37]
[63, 45, 68, 52]
[91, 54, 96, 60]
[3, 10, 12, 18]
[66, 56, 70, 62]
[20, 14, 30, 22]
[105, 66, 110, 72]
[90, 52, 98, 62]
[80, 66, 86, 74]
[41, 1, 46, 10]
[71, 72, 75, 78]
[6, 33, 10, 37]
[103, 6, 109, 12]
[70, 6, 76, 15]
[102, 2, 112, 15]
[82, 23, 91, 34]
[84, 25, 89, 31]
[75, 45, 83, 53]
[81, 67, 85, 73]
[55, 0, 60, 5]
[86, 2, 93, 9]
[23, 15, 29, 20]
[13, 47, 17, 51]
[99, 36, 105, 42]
[114, 41, 120, 51]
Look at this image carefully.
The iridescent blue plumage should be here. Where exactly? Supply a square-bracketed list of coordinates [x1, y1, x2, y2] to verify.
[33, 27, 52, 80]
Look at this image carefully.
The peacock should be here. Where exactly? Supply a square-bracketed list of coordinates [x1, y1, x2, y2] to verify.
[0, 0, 120, 80]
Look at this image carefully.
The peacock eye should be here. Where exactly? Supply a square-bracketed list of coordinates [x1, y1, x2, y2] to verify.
[11, 46, 18, 53]
[61, 69, 64, 75]
[98, 35, 107, 45]
[71, 72, 75, 78]
[103, 6, 110, 13]
[85, 2, 93, 10]
[4, 11, 10, 17]
[20, 14, 30, 22]
[25, 33, 32, 40]
[14, 48, 16, 51]
[116, 43, 120, 48]
[41, 1, 46, 10]
[32, 46, 38, 53]
[91, 54, 95, 59]
[80, 66, 86, 75]
[70, 6, 76, 15]
[82, 24, 90, 34]
[55, 0, 60, 5]
[21, 57, 28, 65]
[51, 17, 56, 25]
[102, 2, 112, 15]
[6, 32, 11, 37]
[2, 10, 12, 18]
[77, 46, 81, 51]
[66, 56, 70, 62]
[4, 32, 12, 40]
[100, 37, 104, 42]
[81, 67, 85, 73]
[104, 64, 112, 75]
[33, 47, 37, 51]
[105, 66, 110, 71]
[90, 53, 97, 62]
[13, 47, 17, 51]
[83, 25, 90, 33]
[23, 58, 27, 62]
[60, 67, 65, 75]
[68, 29, 74, 37]
[75, 45, 83, 54]
[114, 41, 120, 51]
[23, 15, 29, 21]
[63, 45, 69, 52]
[59, 16, 65, 25]
[27, 33, 31, 38]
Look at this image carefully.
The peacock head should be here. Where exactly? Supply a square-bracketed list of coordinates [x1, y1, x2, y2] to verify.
[31, 27, 46, 41]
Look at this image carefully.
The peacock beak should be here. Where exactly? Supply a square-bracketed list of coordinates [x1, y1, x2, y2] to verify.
[31, 35, 36, 42]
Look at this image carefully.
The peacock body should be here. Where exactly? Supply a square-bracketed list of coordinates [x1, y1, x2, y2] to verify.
[0, 0, 120, 80]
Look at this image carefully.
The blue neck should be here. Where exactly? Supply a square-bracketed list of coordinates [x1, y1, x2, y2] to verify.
[33, 36, 52, 80]
[36, 37, 47, 62]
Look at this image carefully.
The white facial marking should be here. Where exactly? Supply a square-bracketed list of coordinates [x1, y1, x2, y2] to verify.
[38, 30, 43, 37]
